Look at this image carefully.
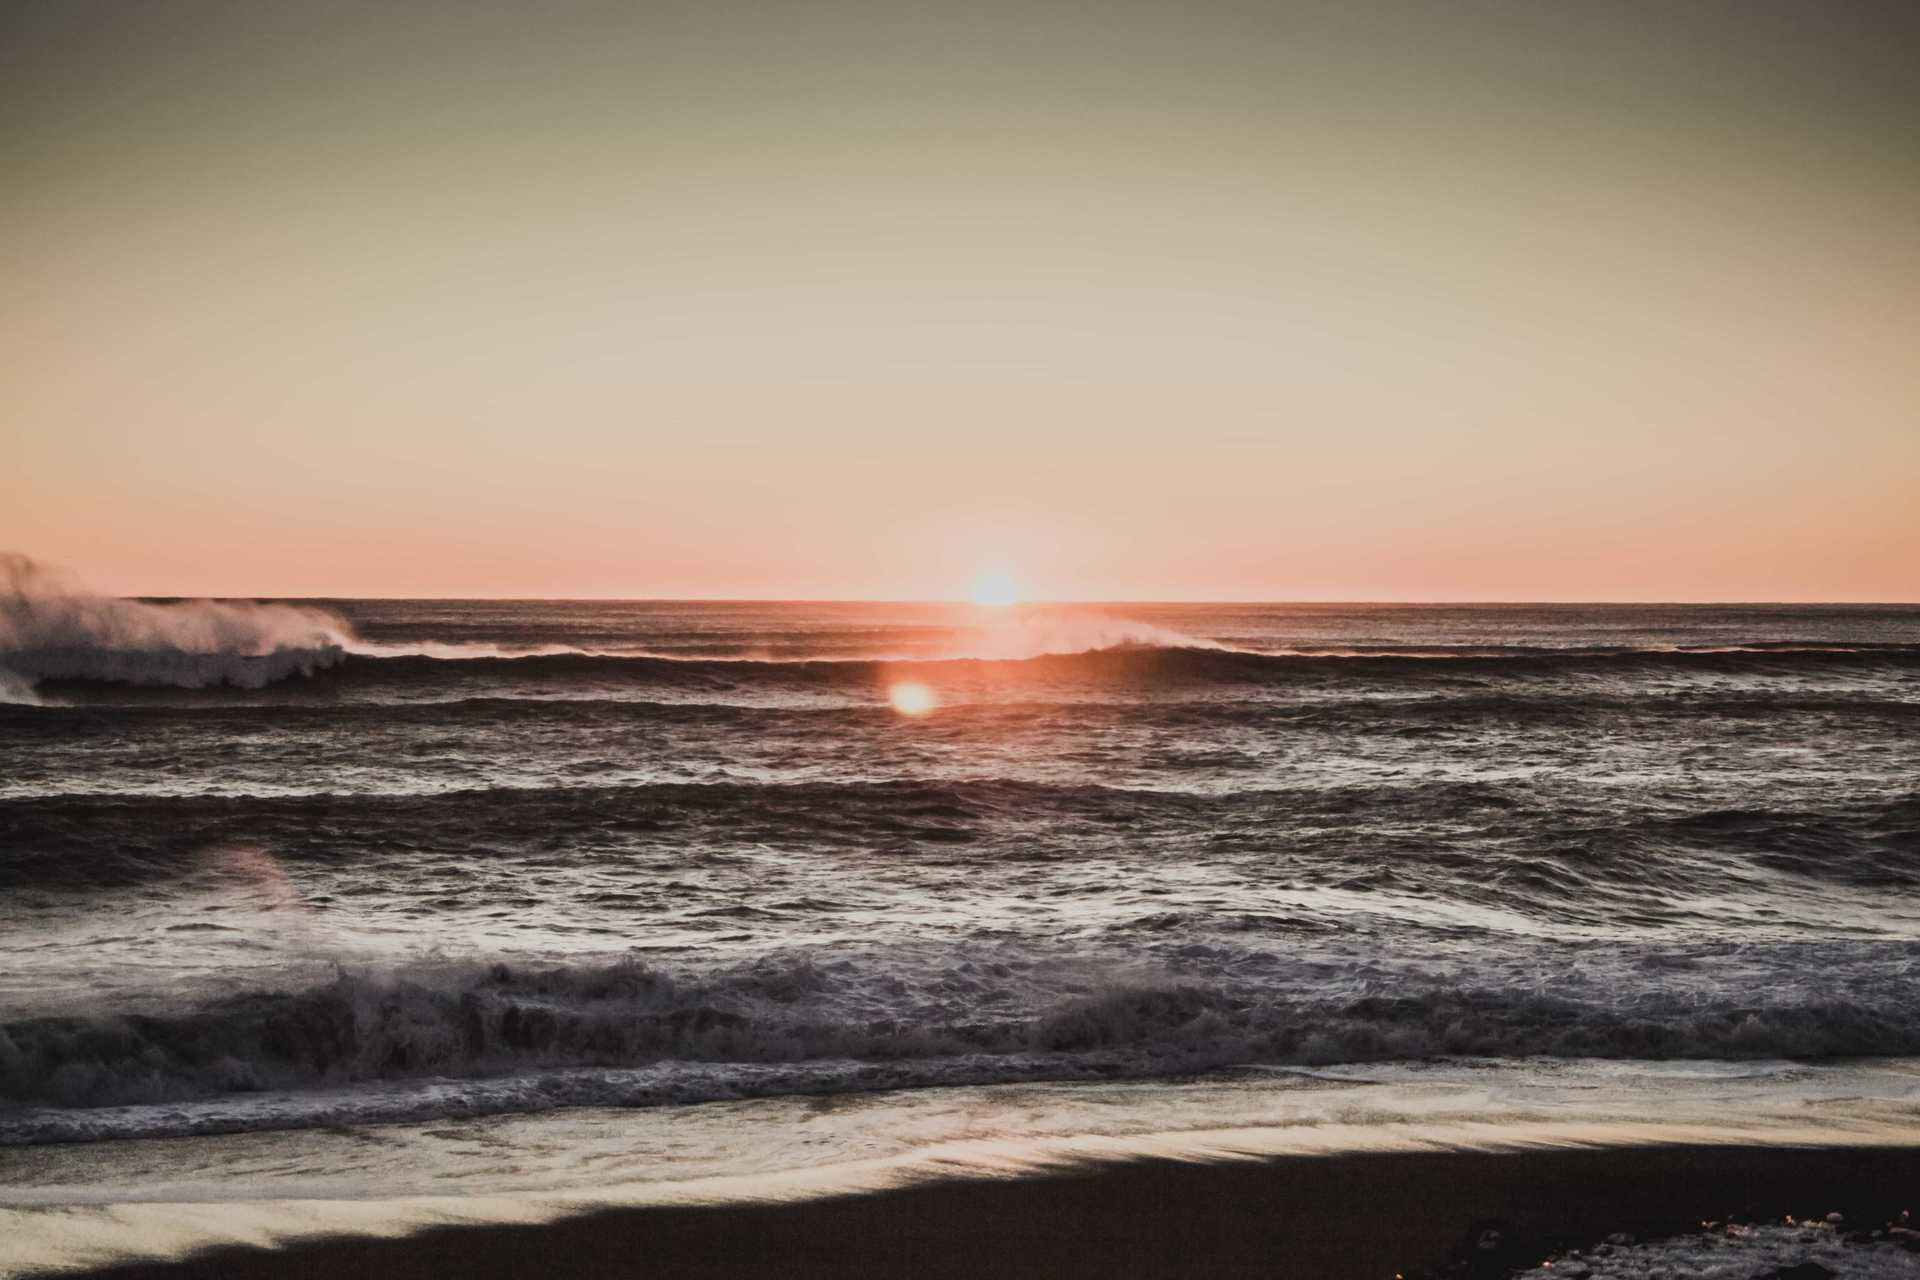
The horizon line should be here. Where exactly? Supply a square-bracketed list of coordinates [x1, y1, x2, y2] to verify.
[127, 594, 1920, 607]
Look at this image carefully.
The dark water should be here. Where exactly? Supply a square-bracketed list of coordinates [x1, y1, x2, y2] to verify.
[3, 600, 1919, 1143]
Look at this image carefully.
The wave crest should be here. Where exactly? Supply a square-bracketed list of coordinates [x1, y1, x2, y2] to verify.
[0, 553, 352, 693]
[5, 945, 1918, 1122]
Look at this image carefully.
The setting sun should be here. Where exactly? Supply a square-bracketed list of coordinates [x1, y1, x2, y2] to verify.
[970, 573, 1020, 609]
[887, 680, 938, 716]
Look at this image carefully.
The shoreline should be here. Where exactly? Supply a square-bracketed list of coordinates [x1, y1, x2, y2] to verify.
[15, 1132, 1920, 1280]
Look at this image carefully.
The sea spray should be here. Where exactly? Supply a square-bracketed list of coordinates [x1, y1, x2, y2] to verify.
[0, 552, 353, 692]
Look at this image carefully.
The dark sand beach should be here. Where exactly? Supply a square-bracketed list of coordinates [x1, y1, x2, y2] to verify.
[35, 1141, 1920, 1280]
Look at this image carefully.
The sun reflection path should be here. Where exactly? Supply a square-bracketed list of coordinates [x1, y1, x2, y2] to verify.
[888, 681, 938, 716]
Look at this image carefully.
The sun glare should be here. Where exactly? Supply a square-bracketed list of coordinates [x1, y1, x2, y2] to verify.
[970, 572, 1020, 608]
[888, 681, 938, 716]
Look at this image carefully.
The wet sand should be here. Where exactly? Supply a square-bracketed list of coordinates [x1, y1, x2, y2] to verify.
[40, 1141, 1920, 1280]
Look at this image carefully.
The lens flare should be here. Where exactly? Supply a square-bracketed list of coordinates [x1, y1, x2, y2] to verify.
[887, 680, 938, 716]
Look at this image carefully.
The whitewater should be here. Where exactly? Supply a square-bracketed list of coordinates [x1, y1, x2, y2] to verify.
[3, 568, 1919, 1150]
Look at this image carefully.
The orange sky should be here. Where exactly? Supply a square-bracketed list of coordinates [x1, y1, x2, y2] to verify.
[5, 2, 1917, 600]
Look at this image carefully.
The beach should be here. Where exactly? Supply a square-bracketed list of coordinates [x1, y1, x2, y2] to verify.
[9, 1057, 1920, 1278]
[14, 1136, 1920, 1279]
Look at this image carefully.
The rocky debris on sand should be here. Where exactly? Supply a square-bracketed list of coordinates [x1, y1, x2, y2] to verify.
[1496, 1210, 1919, 1280]
[1408, 1210, 1920, 1280]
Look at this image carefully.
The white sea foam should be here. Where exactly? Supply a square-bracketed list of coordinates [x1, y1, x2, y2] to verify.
[6, 931, 1920, 1138]
[926, 611, 1227, 661]
[0, 667, 42, 705]
[341, 613, 1227, 664]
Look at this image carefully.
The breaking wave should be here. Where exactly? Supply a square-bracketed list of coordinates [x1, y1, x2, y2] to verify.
[0, 553, 352, 693]
[4, 944, 1918, 1138]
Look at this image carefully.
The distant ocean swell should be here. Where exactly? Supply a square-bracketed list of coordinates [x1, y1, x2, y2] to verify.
[4, 944, 1919, 1133]
[7, 689, 1919, 731]
[14, 642, 1920, 702]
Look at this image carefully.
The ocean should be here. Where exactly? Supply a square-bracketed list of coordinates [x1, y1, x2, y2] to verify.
[3, 598, 1919, 1163]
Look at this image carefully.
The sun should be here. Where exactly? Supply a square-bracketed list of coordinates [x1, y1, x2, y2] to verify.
[887, 680, 938, 716]
[969, 572, 1020, 609]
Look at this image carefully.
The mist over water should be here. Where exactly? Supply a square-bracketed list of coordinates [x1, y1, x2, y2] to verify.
[0, 554, 353, 695]
[3, 593, 1919, 1142]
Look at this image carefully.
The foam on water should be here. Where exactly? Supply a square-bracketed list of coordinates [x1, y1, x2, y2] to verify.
[6, 1058, 1920, 1277]
[4, 585, 1919, 1146]
[6, 931, 1920, 1138]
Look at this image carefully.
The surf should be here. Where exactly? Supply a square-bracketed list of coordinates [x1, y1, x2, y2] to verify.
[0, 553, 352, 696]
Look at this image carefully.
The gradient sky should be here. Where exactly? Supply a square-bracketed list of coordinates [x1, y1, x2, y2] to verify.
[5, 1, 1917, 600]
